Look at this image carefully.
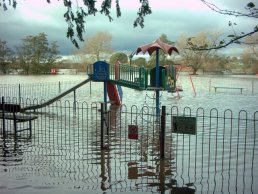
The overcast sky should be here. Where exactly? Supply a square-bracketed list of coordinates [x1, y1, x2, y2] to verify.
[0, 0, 256, 56]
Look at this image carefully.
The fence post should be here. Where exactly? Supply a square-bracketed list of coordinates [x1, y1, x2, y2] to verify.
[2, 97, 6, 138]
[101, 103, 105, 150]
[73, 90, 76, 114]
[59, 81, 61, 93]
[160, 106, 166, 159]
[18, 84, 21, 105]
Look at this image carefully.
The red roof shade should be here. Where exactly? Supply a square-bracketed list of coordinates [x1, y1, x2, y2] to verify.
[136, 39, 179, 56]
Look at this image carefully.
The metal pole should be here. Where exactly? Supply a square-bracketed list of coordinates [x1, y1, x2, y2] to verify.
[59, 81, 61, 93]
[101, 103, 105, 150]
[156, 48, 160, 116]
[73, 90, 76, 114]
[104, 82, 107, 112]
[160, 106, 166, 159]
[2, 97, 6, 138]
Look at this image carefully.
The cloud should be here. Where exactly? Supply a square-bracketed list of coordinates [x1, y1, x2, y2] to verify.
[0, 0, 255, 56]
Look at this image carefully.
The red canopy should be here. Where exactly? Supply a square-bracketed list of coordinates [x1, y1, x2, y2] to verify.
[136, 39, 179, 56]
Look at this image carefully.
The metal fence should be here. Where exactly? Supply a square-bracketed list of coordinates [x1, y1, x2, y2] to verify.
[1, 76, 258, 104]
[0, 81, 88, 101]
[0, 98, 257, 193]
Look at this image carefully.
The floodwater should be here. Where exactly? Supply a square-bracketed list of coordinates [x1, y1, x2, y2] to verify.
[0, 74, 258, 194]
[0, 73, 257, 112]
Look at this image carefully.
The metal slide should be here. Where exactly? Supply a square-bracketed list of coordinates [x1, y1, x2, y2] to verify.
[21, 78, 91, 111]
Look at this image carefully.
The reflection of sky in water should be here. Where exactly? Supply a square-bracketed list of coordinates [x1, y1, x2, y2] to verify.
[0, 74, 258, 194]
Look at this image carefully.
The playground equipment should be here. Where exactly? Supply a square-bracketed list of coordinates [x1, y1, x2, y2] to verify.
[173, 64, 196, 97]
[136, 39, 179, 115]
[88, 61, 178, 100]
[88, 39, 179, 114]
[21, 39, 178, 113]
[21, 40, 194, 114]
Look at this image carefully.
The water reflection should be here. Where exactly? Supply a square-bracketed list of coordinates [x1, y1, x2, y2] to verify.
[0, 137, 30, 166]
[0, 101, 257, 194]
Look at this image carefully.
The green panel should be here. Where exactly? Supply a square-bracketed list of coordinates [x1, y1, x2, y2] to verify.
[149, 66, 166, 87]
[107, 63, 148, 90]
[172, 116, 196, 135]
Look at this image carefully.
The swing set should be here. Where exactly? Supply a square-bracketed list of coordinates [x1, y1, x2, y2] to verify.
[173, 64, 196, 97]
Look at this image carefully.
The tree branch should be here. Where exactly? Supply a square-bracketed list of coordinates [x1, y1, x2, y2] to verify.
[200, 0, 258, 18]
[188, 30, 258, 50]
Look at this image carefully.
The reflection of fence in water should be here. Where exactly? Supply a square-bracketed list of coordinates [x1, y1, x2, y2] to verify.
[0, 100, 257, 193]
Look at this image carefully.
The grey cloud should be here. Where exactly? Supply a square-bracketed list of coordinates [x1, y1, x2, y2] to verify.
[0, 1, 254, 56]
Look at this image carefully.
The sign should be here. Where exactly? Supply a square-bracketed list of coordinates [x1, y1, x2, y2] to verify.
[93, 61, 109, 81]
[128, 125, 138, 139]
[172, 116, 196, 135]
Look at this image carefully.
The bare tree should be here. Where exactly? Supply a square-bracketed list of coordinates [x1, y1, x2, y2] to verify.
[241, 33, 258, 73]
[177, 32, 219, 74]
[192, 1, 258, 50]
[79, 31, 113, 62]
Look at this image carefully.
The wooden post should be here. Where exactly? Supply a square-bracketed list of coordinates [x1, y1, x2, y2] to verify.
[160, 106, 166, 159]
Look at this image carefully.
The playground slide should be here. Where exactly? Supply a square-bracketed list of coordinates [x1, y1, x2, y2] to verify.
[22, 78, 91, 111]
[107, 82, 123, 105]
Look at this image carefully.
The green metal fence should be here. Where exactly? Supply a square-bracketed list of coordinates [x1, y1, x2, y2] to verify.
[109, 63, 148, 90]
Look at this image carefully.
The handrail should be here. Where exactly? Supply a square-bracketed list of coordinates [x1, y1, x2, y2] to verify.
[21, 78, 91, 111]
[87, 62, 148, 90]
[109, 63, 148, 90]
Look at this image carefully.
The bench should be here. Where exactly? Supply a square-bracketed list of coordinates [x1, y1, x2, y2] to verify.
[0, 103, 37, 138]
[214, 86, 244, 94]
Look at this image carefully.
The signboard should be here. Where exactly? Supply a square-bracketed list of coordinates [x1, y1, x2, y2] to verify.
[93, 61, 109, 81]
[128, 125, 138, 139]
[172, 116, 196, 135]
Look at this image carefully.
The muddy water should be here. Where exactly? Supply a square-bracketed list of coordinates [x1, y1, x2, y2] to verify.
[0, 74, 258, 194]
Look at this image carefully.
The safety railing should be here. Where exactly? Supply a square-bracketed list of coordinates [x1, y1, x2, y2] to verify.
[109, 63, 148, 90]
[87, 62, 148, 90]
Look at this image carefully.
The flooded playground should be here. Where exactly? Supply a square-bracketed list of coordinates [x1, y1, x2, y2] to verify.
[0, 74, 258, 194]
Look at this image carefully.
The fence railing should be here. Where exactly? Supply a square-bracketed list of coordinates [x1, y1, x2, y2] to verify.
[109, 63, 148, 90]
[0, 81, 85, 101]
[0, 98, 257, 193]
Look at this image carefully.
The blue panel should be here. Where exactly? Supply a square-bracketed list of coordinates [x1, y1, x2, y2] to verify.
[117, 85, 123, 101]
[93, 61, 109, 81]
